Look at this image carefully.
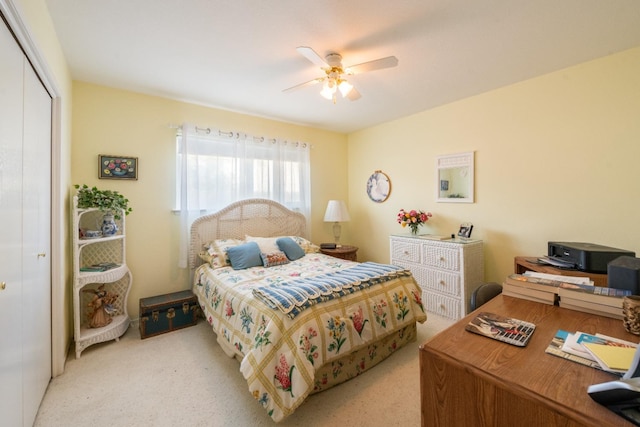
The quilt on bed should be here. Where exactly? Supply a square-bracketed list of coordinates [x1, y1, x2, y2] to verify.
[193, 253, 427, 422]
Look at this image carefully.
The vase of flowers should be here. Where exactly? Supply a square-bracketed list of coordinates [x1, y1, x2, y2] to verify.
[397, 209, 432, 235]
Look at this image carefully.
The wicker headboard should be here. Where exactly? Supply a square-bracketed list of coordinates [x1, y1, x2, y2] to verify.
[189, 198, 308, 269]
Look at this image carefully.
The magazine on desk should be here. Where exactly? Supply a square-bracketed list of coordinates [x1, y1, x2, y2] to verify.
[545, 330, 605, 371]
[546, 330, 637, 375]
[465, 312, 536, 347]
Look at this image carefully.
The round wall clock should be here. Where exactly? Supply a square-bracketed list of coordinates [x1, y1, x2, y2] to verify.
[366, 170, 391, 203]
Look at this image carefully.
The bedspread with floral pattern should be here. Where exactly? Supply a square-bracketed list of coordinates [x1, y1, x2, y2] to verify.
[193, 253, 426, 422]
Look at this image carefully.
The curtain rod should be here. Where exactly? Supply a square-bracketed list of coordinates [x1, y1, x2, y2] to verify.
[168, 123, 311, 148]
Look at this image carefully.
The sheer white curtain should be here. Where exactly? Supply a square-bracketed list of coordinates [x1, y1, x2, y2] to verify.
[177, 123, 311, 267]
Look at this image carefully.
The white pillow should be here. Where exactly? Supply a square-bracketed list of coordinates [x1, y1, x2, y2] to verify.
[245, 235, 280, 254]
[288, 236, 320, 254]
[201, 238, 242, 269]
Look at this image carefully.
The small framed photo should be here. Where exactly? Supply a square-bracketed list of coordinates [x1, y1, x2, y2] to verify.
[458, 223, 473, 239]
[440, 180, 449, 191]
[99, 155, 138, 180]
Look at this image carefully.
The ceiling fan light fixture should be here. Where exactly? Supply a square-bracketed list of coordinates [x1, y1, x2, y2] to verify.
[320, 79, 336, 100]
[338, 80, 353, 97]
[285, 46, 399, 103]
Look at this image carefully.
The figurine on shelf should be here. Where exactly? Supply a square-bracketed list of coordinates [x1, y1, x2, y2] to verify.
[84, 285, 118, 328]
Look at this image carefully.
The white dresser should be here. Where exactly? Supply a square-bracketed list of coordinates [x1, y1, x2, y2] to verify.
[389, 235, 484, 320]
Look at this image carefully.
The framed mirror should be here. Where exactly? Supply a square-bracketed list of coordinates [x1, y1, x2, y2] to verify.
[436, 151, 474, 203]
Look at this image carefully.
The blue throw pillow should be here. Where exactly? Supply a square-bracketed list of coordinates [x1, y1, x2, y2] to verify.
[276, 237, 306, 261]
[227, 242, 263, 270]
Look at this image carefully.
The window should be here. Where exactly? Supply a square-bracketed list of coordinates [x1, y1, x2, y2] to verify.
[176, 124, 311, 267]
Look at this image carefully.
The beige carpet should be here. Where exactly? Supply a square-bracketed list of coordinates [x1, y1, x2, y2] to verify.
[34, 314, 454, 427]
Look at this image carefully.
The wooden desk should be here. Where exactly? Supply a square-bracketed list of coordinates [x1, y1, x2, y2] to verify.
[419, 295, 637, 427]
[515, 256, 608, 287]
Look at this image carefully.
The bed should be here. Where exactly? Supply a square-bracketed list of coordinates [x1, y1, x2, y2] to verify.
[189, 199, 427, 422]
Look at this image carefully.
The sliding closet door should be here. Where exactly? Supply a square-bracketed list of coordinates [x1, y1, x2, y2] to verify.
[22, 57, 52, 425]
[0, 13, 52, 426]
[0, 14, 27, 427]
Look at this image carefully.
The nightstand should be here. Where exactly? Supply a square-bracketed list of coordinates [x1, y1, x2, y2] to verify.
[320, 245, 358, 261]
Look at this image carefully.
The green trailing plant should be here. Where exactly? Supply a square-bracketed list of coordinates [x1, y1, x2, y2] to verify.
[74, 184, 132, 220]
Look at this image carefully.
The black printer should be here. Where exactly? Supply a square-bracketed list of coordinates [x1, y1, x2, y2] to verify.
[548, 242, 636, 273]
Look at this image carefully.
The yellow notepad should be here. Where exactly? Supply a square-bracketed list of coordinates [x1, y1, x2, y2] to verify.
[583, 343, 636, 371]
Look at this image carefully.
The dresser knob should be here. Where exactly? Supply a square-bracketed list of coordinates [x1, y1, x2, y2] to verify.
[404, 250, 409, 255]
[440, 303, 446, 310]
[439, 256, 445, 262]
[439, 280, 445, 286]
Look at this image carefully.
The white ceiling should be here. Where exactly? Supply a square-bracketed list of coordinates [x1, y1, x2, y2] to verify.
[45, 0, 640, 134]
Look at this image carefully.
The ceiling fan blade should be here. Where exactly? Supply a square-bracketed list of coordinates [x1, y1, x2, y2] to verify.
[296, 46, 330, 69]
[282, 77, 325, 93]
[346, 87, 361, 101]
[346, 56, 398, 74]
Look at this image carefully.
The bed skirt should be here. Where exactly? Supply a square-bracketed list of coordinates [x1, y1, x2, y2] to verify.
[210, 311, 419, 396]
[309, 322, 418, 394]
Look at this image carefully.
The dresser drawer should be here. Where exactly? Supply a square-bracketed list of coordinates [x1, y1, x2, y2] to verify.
[390, 239, 421, 264]
[419, 269, 461, 297]
[422, 245, 460, 271]
[423, 291, 461, 320]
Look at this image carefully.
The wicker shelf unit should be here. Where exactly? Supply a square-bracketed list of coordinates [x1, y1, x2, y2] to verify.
[72, 196, 132, 358]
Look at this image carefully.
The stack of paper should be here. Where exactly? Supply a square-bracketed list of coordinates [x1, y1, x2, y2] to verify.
[523, 271, 594, 286]
[502, 272, 631, 318]
[545, 330, 604, 371]
[583, 343, 637, 372]
[537, 255, 576, 269]
[501, 274, 563, 305]
[557, 285, 631, 320]
[554, 331, 637, 374]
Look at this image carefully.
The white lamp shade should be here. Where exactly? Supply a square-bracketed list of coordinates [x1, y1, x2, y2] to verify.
[324, 200, 351, 222]
[338, 80, 353, 97]
[320, 80, 336, 100]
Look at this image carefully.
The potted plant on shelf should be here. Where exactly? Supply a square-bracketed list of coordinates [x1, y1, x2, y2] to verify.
[75, 184, 133, 237]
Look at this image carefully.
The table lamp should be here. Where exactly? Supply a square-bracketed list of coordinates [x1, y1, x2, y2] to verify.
[323, 200, 351, 246]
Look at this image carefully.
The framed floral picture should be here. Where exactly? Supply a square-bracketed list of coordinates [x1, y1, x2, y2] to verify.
[98, 154, 138, 180]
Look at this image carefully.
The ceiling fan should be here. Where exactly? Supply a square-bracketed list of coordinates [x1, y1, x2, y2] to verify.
[283, 46, 399, 103]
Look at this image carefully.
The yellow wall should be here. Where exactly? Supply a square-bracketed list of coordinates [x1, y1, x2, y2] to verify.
[71, 82, 348, 317]
[348, 46, 640, 284]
